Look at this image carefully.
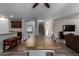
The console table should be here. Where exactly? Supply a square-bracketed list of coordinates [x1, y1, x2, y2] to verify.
[3, 37, 20, 51]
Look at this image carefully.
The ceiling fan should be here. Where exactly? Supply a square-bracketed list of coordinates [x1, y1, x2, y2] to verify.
[32, 3, 50, 8]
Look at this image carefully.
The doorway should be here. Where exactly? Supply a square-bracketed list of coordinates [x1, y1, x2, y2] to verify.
[38, 22, 45, 36]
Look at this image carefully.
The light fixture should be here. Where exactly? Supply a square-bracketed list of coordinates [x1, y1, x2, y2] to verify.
[0, 15, 8, 23]
[10, 15, 14, 18]
[32, 3, 50, 8]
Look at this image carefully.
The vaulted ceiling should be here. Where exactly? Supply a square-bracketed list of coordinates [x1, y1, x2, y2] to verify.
[0, 3, 79, 20]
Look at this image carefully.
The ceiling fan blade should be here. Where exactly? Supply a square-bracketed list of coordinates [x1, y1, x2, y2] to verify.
[44, 3, 50, 8]
[32, 3, 39, 8]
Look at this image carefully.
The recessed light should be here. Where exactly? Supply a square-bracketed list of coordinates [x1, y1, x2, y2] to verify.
[10, 15, 14, 18]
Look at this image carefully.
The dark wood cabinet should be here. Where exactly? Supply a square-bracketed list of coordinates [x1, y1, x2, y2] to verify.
[3, 37, 18, 51]
[59, 31, 64, 39]
[16, 32, 22, 44]
[11, 21, 22, 28]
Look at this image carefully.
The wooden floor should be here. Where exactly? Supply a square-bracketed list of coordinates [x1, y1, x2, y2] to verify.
[2, 36, 79, 56]
[24, 36, 61, 50]
[3, 36, 62, 52]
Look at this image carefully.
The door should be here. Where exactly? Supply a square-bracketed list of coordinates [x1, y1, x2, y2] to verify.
[39, 22, 45, 35]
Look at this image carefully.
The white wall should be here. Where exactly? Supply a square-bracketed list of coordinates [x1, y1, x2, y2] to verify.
[53, 16, 79, 38]
[0, 17, 17, 51]
[45, 19, 53, 36]
[0, 18, 9, 34]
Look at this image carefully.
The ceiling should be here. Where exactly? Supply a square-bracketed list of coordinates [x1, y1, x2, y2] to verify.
[0, 3, 79, 20]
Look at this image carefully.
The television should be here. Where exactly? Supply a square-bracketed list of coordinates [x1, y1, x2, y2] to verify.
[63, 25, 75, 31]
